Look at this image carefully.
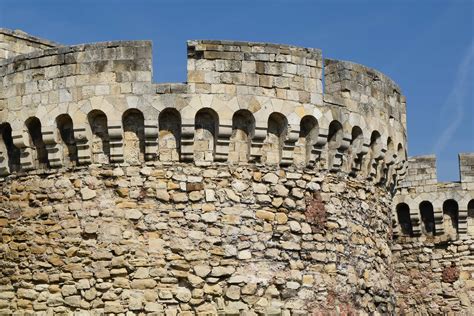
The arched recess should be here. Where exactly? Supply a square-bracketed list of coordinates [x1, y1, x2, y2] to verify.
[419, 201, 435, 236]
[294, 115, 318, 167]
[397, 143, 405, 161]
[159, 108, 181, 162]
[468, 200, 474, 236]
[0, 123, 20, 174]
[443, 199, 459, 239]
[347, 126, 364, 175]
[396, 203, 413, 236]
[88, 110, 110, 164]
[262, 112, 287, 165]
[56, 114, 78, 166]
[194, 108, 218, 163]
[386, 137, 395, 158]
[25, 117, 49, 169]
[122, 109, 145, 165]
[327, 120, 343, 170]
[229, 110, 254, 163]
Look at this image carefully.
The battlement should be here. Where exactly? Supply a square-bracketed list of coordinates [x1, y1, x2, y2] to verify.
[187, 40, 322, 103]
[0, 28, 59, 61]
[324, 59, 406, 130]
[393, 153, 474, 239]
[399, 155, 437, 188]
[460, 152, 474, 183]
[0, 31, 408, 189]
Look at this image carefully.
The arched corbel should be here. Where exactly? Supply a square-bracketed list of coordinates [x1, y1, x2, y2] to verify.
[408, 201, 422, 236]
[312, 127, 328, 170]
[108, 120, 124, 163]
[12, 129, 36, 171]
[384, 152, 397, 188]
[215, 119, 232, 162]
[370, 146, 386, 182]
[42, 126, 63, 168]
[329, 132, 351, 171]
[180, 118, 194, 162]
[350, 138, 369, 176]
[376, 148, 392, 184]
[0, 138, 9, 175]
[458, 199, 468, 236]
[281, 124, 299, 166]
[249, 123, 267, 163]
[144, 119, 158, 161]
[73, 124, 91, 165]
[431, 200, 444, 236]
[393, 159, 407, 187]
[391, 199, 404, 238]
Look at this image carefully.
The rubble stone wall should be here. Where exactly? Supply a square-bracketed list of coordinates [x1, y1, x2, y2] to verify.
[1, 164, 395, 315]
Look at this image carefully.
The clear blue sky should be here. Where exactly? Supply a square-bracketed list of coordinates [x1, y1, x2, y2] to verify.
[1, 0, 472, 181]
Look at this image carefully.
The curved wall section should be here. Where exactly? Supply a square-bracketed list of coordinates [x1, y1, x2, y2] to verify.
[0, 28, 59, 61]
[4, 29, 469, 315]
[324, 59, 405, 126]
[0, 39, 408, 190]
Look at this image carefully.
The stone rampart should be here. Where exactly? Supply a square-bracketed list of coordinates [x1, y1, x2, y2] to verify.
[0, 164, 395, 315]
[392, 154, 474, 313]
[0, 37, 407, 188]
[0, 28, 471, 315]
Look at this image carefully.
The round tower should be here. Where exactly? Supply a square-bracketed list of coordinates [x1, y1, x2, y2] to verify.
[0, 30, 409, 315]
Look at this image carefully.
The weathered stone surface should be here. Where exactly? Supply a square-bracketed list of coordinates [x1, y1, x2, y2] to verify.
[80, 187, 96, 200]
[194, 265, 211, 278]
[175, 287, 192, 302]
[0, 30, 471, 316]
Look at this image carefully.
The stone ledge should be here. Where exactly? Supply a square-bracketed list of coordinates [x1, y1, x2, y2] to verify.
[0, 28, 60, 47]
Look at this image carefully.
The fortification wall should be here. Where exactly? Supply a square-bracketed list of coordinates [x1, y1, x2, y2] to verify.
[0, 29, 58, 61]
[392, 154, 474, 314]
[0, 164, 396, 315]
[3, 29, 470, 315]
[0, 38, 407, 186]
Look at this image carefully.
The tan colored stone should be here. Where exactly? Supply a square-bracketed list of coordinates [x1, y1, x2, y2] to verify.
[256, 210, 275, 221]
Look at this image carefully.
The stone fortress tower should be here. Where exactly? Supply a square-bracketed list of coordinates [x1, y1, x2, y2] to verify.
[0, 28, 471, 315]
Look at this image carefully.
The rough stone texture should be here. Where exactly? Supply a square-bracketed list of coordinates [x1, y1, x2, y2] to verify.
[0, 28, 59, 60]
[0, 29, 472, 315]
[392, 154, 474, 314]
[0, 165, 395, 315]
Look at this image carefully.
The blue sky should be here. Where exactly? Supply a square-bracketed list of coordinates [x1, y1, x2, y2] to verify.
[1, 0, 472, 181]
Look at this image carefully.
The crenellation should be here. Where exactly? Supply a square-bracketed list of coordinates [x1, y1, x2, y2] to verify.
[0, 28, 59, 61]
[460, 153, 474, 183]
[392, 152, 473, 313]
[324, 59, 404, 133]
[0, 29, 471, 315]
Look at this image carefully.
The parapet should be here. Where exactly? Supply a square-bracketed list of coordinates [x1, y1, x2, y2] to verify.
[187, 40, 323, 104]
[398, 155, 437, 188]
[325, 59, 406, 131]
[0, 28, 59, 61]
[393, 153, 474, 239]
[0, 29, 408, 190]
[460, 153, 474, 183]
